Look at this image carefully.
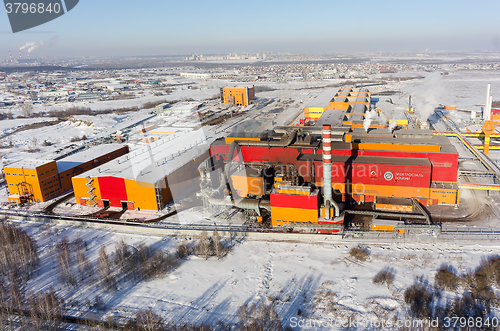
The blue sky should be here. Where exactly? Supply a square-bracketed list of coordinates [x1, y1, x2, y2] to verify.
[1, 0, 500, 58]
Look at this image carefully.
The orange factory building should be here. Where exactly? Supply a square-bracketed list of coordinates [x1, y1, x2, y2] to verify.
[4, 144, 129, 203]
[222, 86, 255, 106]
[72, 129, 217, 211]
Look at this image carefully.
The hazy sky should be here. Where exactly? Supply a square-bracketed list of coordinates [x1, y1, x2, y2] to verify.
[1, 0, 500, 58]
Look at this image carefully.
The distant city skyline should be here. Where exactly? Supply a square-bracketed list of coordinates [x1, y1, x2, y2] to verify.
[1, 0, 500, 59]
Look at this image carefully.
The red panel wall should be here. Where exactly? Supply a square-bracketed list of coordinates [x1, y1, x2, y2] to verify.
[98, 177, 128, 207]
[209, 139, 458, 184]
[356, 150, 458, 182]
[270, 193, 318, 209]
[314, 161, 431, 187]
[350, 162, 431, 187]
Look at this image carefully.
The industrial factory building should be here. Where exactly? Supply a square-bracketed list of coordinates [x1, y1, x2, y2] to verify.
[304, 87, 371, 122]
[209, 126, 459, 226]
[4, 144, 128, 203]
[204, 86, 460, 228]
[222, 86, 255, 106]
[72, 129, 220, 211]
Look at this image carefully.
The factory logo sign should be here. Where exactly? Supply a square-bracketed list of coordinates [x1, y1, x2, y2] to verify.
[4, 0, 79, 33]
[383, 171, 394, 181]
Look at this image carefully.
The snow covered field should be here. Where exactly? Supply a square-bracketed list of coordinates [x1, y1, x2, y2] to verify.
[13, 221, 500, 330]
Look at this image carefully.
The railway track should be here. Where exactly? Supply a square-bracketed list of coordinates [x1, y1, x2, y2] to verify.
[3, 208, 500, 243]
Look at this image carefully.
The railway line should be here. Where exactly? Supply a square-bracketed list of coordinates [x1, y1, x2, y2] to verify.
[3, 207, 500, 243]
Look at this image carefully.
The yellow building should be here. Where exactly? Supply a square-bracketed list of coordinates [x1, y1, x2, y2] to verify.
[222, 86, 255, 106]
[4, 144, 128, 203]
[5, 160, 60, 203]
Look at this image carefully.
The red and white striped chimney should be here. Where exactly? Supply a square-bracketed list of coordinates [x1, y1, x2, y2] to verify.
[323, 124, 332, 219]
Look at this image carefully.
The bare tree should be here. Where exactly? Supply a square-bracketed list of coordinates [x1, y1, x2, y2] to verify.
[57, 236, 76, 286]
[0, 223, 39, 285]
[77, 243, 92, 282]
[213, 228, 222, 259]
[198, 229, 210, 260]
[238, 301, 282, 331]
[97, 246, 115, 291]
[135, 308, 164, 331]
[27, 288, 65, 330]
[21, 101, 33, 117]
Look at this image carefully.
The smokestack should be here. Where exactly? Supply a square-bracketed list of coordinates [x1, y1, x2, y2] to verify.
[409, 95, 412, 109]
[323, 125, 332, 219]
[8, 51, 12, 63]
[485, 84, 491, 121]
[18, 50, 22, 60]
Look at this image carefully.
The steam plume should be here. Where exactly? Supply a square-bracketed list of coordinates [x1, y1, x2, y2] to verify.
[363, 109, 378, 133]
[388, 119, 398, 133]
[19, 36, 59, 53]
[411, 72, 444, 121]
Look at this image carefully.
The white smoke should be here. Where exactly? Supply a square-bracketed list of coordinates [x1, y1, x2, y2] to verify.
[19, 36, 59, 54]
[388, 119, 398, 133]
[379, 111, 389, 125]
[363, 109, 378, 133]
[411, 72, 444, 121]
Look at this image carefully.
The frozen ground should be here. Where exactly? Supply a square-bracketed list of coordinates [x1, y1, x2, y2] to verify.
[13, 221, 500, 330]
[0, 109, 153, 174]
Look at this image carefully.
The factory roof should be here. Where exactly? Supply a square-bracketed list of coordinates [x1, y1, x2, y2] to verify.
[4, 158, 49, 170]
[352, 155, 431, 167]
[56, 143, 125, 173]
[297, 154, 430, 167]
[347, 103, 367, 113]
[5, 143, 125, 171]
[169, 101, 203, 112]
[74, 128, 223, 184]
[223, 85, 253, 89]
[349, 128, 438, 140]
[305, 90, 336, 108]
[314, 108, 347, 127]
[351, 136, 441, 146]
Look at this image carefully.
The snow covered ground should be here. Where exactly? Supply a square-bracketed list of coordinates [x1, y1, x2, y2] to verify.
[13, 221, 500, 329]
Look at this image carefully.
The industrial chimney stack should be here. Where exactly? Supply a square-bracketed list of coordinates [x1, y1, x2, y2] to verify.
[322, 124, 332, 219]
[485, 84, 492, 121]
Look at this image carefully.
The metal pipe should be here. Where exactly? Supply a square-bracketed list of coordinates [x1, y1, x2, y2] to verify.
[207, 197, 269, 216]
[236, 131, 297, 148]
[485, 84, 491, 121]
[274, 126, 347, 136]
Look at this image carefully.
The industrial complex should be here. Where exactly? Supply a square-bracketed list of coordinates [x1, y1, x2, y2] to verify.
[199, 87, 460, 232]
[4, 82, 498, 235]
